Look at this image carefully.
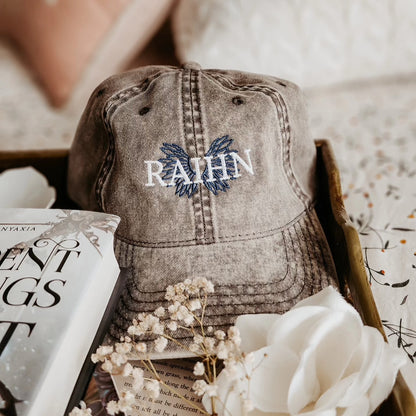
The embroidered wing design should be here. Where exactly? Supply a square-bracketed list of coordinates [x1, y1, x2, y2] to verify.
[158, 136, 238, 198]
[159, 143, 198, 197]
[202, 135, 237, 195]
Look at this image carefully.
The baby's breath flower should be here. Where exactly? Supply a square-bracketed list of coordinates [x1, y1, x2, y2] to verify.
[244, 351, 255, 364]
[91, 345, 113, 363]
[192, 379, 208, 396]
[137, 313, 146, 321]
[145, 314, 160, 327]
[116, 342, 132, 354]
[214, 330, 226, 340]
[145, 379, 160, 399]
[122, 362, 133, 377]
[154, 306, 165, 317]
[135, 342, 147, 354]
[222, 361, 239, 380]
[132, 367, 145, 391]
[193, 361, 205, 376]
[168, 301, 181, 315]
[189, 343, 201, 354]
[127, 324, 144, 337]
[110, 352, 128, 367]
[165, 285, 175, 301]
[152, 322, 164, 335]
[154, 336, 168, 352]
[173, 305, 194, 325]
[165, 282, 188, 303]
[68, 401, 91, 416]
[183, 314, 195, 326]
[227, 326, 241, 347]
[205, 383, 218, 398]
[132, 367, 144, 380]
[106, 400, 119, 415]
[118, 391, 135, 412]
[206, 281, 214, 293]
[167, 321, 178, 331]
[186, 278, 199, 295]
[207, 326, 214, 333]
[188, 299, 202, 311]
[193, 277, 214, 293]
[204, 337, 216, 354]
[102, 359, 113, 373]
[193, 334, 204, 344]
[216, 341, 229, 360]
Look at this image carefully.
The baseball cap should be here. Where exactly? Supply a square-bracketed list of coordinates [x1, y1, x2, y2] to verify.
[67, 62, 338, 349]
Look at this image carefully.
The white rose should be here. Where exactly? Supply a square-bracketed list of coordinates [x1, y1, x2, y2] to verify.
[203, 287, 406, 416]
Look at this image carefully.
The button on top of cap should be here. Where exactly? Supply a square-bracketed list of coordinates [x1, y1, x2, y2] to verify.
[182, 62, 201, 70]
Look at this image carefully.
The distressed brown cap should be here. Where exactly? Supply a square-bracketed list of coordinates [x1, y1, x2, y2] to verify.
[68, 62, 338, 349]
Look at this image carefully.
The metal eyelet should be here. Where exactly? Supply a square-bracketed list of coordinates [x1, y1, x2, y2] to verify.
[139, 107, 150, 115]
[232, 96, 244, 105]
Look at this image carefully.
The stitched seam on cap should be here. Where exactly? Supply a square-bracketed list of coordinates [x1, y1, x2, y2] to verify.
[309, 209, 337, 284]
[124, 238, 291, 297]
[303, 211, 325, 290]
[96, 70, 174, 210]
[195, 69, 214, 242]
[206, 73, 310, 207]
[116, 257, 298, 308]
[182, 69, 205, 241]
[189, 70, 208, 241]
[114, 203, 314, 247]
[181, 71, 198, 241]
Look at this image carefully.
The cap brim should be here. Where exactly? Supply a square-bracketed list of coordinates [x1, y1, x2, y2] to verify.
[108, 208, 338, 351]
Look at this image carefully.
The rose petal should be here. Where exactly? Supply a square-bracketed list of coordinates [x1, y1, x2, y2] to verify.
[337, 327, 384, 407]
[366, 344, 406, 414]
[267, 306, 328, 350]
[293, 287, 359, 317]
[314, 372, 357, 410]
[341, 396, 370, 416]
[250, 345, 299, 413]
[235, 314, 280, 352]
[287, 310, 361, 413]
[287, 344, 320, 414]
[294, 407, 337, 416]
[313, 312, 362, 393]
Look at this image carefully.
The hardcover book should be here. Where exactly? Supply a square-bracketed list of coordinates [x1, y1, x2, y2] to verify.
[0, 209, 121, 416]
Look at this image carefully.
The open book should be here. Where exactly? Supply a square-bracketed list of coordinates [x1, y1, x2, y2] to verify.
[0, 209, 121, 416]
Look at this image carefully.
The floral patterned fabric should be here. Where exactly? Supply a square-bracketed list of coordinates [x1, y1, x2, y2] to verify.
[307, 75, 416, 395]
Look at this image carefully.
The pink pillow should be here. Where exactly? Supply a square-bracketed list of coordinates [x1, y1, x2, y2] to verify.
[0, 0, 173, 107]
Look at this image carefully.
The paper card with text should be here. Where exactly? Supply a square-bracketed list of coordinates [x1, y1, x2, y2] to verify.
[112, 359, 206, 416]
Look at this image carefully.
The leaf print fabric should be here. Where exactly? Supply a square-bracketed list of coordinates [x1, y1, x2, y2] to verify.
[307, 76, 416, 395]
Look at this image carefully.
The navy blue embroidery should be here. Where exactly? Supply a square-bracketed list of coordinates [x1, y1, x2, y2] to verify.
[159, 135, 238, 198]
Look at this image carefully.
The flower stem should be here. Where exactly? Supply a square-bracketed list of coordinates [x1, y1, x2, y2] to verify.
[159, 379, 210, 415]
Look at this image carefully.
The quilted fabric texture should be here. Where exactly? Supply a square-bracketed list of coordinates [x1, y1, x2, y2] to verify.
[173, 0, 416, 87]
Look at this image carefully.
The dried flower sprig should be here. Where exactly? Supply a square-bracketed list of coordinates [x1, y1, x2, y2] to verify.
[70, 277, 253, 416]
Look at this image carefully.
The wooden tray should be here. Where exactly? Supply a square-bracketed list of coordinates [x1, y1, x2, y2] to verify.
[0, 140, 414, 415]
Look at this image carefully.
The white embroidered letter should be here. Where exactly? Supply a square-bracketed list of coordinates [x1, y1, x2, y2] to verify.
[191, 157, 203, 184]
[205, 154, 230, 182]
[145, 161, 167, 187]
[231, 149, 254, 178]
[168, 160, 192, 187]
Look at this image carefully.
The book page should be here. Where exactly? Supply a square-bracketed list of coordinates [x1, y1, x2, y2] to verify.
[112, 359, 206, 416]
